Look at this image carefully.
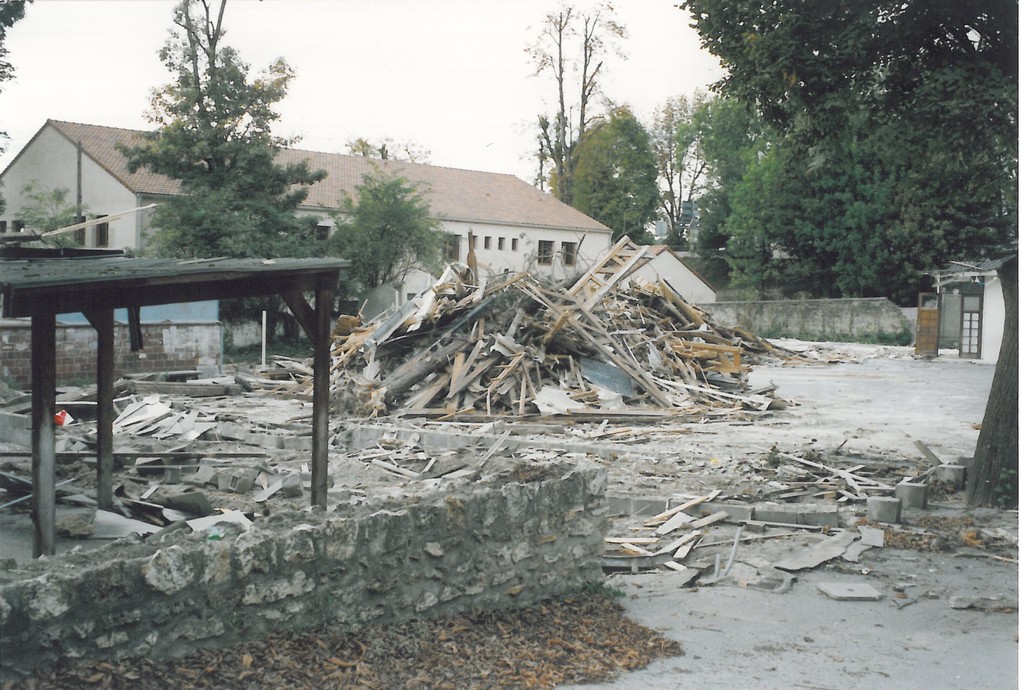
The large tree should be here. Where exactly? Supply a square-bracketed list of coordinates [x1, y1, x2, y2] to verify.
[0, 0, 30, 214]
[683, 0, 1018, 506]
[122, 0, 324, 260]
[572, 107, 659, 242]
[327, 170, 445, 299]
[649, 93, 708, 246]
[527, 2, 626, 203]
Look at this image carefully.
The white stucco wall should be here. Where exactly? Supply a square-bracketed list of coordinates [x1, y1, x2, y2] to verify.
[0, 126, 141, 249]
[632, 251, 716, 304]
[981, 275, 1005, 363]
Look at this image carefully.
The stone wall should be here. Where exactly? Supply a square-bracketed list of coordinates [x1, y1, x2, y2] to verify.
[699, 298, 911, 342]
[0, 320, 223, 388]
[0, 461, 608, 678]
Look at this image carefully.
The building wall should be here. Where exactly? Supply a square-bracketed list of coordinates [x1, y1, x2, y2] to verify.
[982, 276, 1004, 363]
[0, 320, 222, 388]
[0, 126, 140, 249]
[0, 461, 607, 677]
[633, 252, 716, 304]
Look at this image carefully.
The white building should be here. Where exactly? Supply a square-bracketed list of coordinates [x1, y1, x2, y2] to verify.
[1, 120, 613, 311]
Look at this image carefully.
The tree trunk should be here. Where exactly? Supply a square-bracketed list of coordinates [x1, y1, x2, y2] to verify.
[966, 256, 1018, 508]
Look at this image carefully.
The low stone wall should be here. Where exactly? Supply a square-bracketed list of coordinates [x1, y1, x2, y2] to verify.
[699, 298, 911, 342]
[0, 461, 607, 678]
[0, 320, 223, 388]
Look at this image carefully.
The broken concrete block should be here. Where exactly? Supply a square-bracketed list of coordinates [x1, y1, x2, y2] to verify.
[817, 582, 884, 601]
[949, 595, 1019, 611]
[188, 465, 220, 487]
[230, 474, 255, 494]
[866, 496, 902, 524]
[932, 464, 966, 490]
[895, 480, 928, 509]
[281, 473, 303, 498]
[158, 491, 213, 517]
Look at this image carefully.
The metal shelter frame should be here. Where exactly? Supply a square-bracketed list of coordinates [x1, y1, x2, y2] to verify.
[1, 254, 347, 557]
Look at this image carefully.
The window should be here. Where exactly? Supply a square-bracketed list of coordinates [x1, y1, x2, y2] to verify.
[538, 240, 554, 265]
[470, 233, 477, 248]
[498, 237, 505, 251]
[484, 236, 491, 250]
[561, 241, 577, 267]
[511, 237, 519, 251]
[0, 221, 7, 233]
[13, 220, 25, 232]
[73, 215, 85, 246]
[445, 234, 461, 261]
[316, 223, 330, 241]
[95, 215, 109, 247]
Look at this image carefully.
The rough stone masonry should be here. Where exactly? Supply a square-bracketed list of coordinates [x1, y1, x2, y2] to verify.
[0, 460, 608, 679]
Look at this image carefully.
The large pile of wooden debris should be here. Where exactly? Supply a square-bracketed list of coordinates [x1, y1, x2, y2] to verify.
[327, 237, 796, 420]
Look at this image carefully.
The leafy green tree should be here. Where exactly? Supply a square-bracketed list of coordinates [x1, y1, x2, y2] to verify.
[16, 182, 82, 246]
[327, 170, 445, 298]
[0, 0, 30, 214]
[689, 96, 768, 285]
[121, 0, 325, 260]
[683, 0, 1018, 506]
[527, 2, 627, 202]
[571, 107, 658, 242]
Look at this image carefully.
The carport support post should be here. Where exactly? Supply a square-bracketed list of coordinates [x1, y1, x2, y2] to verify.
[311, 286, 332, 506]
[30, 312, 57, 557]
[85, 309, 115, 510]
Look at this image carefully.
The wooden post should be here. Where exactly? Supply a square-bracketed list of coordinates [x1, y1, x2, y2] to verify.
[311, 286, 332, 507]
[86, 309, 115, 510]
[31, 312, 57, 557]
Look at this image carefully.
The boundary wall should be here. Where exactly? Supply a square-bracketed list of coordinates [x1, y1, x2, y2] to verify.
[0, 461, 607, 678]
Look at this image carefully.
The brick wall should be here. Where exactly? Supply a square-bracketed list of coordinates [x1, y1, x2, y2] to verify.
[0, 320, 222, 388]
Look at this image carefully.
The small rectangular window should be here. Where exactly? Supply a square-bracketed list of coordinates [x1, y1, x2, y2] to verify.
[498, 237, 505, 251]
[0, 220, 7, 233]
[470, 234, 477, 248]
[445, 234, 460, 261]
[316, 224, 330, 241]
[538, 240, 554, 265]
[561, 241, 577, 267]
[511, 237, 519, 251]
[74, 228, 86, 246]
[95, 215, 109, 247]
[13, 220, 25, 232]
[484, 236, 491, 250]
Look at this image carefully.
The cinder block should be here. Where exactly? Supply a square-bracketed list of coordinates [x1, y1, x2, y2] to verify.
[699, 501, 754, 522]
[796, 503, 840, 527]
[753, 502, 801, 524]
[895, 480, 928, 509]
[866, 496, 901, 524]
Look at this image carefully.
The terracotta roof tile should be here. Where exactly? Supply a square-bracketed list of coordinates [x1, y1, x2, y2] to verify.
[47, 120, 609, 233]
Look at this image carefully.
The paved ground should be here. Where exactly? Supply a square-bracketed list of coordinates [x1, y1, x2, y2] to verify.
[561, 346, 1018, 690]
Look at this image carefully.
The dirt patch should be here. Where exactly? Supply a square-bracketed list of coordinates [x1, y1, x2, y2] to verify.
[7, 589, 680, 690]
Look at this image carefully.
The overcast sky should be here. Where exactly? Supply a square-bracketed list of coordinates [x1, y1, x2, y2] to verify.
[0, 0, 724, 182]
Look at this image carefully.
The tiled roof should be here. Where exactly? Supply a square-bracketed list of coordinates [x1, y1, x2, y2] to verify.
[45, 120, 610, 233]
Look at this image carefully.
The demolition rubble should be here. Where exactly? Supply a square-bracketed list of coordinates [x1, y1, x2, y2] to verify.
[0, 239, 1017, 682]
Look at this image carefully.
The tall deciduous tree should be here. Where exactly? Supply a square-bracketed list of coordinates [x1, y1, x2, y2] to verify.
[122, 0, 324, 260]
[327, 170, 444, 298]
[683, 0, 1018, 506]
[527, 2, 626, 204]
[572, 107, 659, 242]
[649, 94, 708, 246]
